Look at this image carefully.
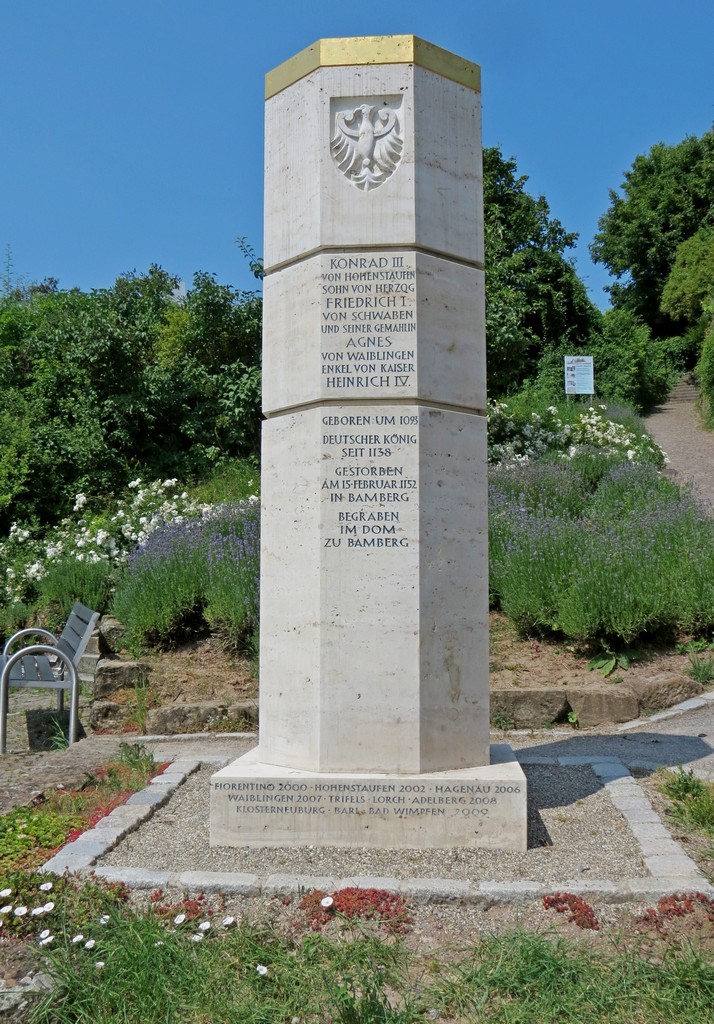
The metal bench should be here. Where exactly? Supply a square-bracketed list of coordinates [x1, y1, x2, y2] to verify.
[0, 602, 100, 754]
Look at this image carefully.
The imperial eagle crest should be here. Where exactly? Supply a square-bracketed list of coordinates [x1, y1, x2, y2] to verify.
[331, 101, 403, 192]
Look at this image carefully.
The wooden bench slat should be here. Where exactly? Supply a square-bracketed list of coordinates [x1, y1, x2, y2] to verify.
[9, 654, 57, 685]
[61, 624, 83, 646]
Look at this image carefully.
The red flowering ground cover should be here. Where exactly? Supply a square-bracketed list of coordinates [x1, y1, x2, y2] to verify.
[543, 892, 600, 930]
[299, 887, 413, 935]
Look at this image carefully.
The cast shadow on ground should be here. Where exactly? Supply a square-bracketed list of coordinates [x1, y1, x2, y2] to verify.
[515, 731, 712, 822]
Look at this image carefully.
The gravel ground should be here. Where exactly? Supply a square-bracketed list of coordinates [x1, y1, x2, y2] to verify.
[98, 762, 647, 882]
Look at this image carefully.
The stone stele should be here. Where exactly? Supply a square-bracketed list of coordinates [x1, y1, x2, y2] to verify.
[211, 35, 527, 851]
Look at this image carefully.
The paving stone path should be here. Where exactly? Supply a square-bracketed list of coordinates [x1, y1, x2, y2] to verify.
[0, 735, 125, 815]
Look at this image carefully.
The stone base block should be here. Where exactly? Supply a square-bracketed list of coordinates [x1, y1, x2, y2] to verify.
[210, 744, 526, 852]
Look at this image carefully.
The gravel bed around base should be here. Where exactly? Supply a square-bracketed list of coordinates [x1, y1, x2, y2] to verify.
[98, 763, 648, 883]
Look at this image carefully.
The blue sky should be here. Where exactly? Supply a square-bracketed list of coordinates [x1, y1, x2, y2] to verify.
[1, 0, 712, 308]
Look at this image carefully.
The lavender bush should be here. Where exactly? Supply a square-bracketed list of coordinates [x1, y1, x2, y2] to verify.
[203, 503, 260, 649]
[111, 499, 260, 653]
[489, 459, 714, 642]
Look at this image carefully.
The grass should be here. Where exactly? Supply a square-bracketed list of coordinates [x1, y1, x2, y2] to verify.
[491, 708, 516, 731]
[688, 651, 714, 685]
[432, 929, 714, 1023]
[31, 916, 412, 1024]
[659, 767, 714, 835]
[0, 736, 711, 1024]
[21, 914, 714, 1024]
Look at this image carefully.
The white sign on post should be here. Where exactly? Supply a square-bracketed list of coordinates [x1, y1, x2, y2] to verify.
[564, 355, 594, 395]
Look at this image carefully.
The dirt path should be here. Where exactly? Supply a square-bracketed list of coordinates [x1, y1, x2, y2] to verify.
[645, 375, 714, 510]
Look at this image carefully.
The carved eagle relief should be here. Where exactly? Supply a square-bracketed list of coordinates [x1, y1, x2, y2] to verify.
[331, 101, 403, 192]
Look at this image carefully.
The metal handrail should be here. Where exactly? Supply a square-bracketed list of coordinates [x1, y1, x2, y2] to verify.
[0, 645, 78, 755]
[3, 628, 57, 658]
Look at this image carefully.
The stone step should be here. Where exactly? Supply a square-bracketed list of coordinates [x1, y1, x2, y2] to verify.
[85, 632, 100, 656]
[78, 651, 100, 677]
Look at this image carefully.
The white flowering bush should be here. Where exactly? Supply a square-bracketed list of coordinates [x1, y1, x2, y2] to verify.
[487, 401, 667, 469]
[0, 479, 213, 611]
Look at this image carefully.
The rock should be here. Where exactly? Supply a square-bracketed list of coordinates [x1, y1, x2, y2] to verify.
[565, 685, 639, 728]
[627, 673, 703, 713]
[146, 700, 258, 735]
[221, 701, 259, 730]
[94, 659, 151, 699]
[0, 971, 55, 1021]
[98, 616, 127, 656]
[146, 702, 227, 734]
[490, 689, 569, 729]
[89, 700, 126, 730]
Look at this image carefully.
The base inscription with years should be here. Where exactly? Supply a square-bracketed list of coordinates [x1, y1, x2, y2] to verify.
[210, 745, 527, 851]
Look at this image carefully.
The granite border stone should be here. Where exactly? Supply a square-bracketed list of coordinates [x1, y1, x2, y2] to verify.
[39, 758, 199, 876]
[39, 753, 714, 904]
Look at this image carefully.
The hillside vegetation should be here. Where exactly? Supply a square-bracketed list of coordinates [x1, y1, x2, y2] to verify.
[1, 130, 713, 647]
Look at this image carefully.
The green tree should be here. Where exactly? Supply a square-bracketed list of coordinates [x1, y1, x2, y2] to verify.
[483, 147, 600, 395]
[590, 127, 714, 335]
[591, 309, 674, 410]
[660, 226, 714, 324]
[0, 264, 262, 532]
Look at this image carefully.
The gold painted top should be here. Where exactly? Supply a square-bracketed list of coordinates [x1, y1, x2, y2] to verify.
[265, 35, 481, 99]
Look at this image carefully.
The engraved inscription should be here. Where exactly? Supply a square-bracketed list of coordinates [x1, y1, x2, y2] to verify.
[320, 410, 419, 551]
[318, 253, 419, 554]
[213, 778, 523, 821]
[320, 252, 417, 394]
[331, 96, 403, 191]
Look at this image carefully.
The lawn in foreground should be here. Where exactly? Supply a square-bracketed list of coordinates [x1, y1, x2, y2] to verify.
[28, 908, 714, 1024]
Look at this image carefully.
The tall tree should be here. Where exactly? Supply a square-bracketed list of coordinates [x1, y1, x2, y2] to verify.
[590, 127, 714, 335]
[0, 266, 262, 531]
[483, 147, 600, 395]
[660, 226, 714, 325]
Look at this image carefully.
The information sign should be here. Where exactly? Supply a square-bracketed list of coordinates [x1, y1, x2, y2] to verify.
[564, 355, 594, 395]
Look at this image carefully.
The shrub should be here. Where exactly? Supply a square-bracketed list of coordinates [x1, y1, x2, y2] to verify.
[37, 555, 113, 626]
[487, 400, 666, 469]
[111, 517, 209, 651]
[589, 309, 676, 412]
[0, 478, 210, 612]
[696, 318, 714, 425]
[204, 503, 261, 649]
[111, 499, 260, 653]
[489, 459, 714, 642]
